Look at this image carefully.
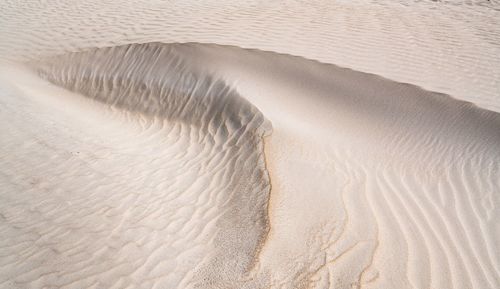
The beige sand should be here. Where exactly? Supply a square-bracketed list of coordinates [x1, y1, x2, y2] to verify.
[0, 1, 499, 289]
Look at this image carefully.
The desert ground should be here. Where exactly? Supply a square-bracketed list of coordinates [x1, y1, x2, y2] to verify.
[0, 1, 499, 289]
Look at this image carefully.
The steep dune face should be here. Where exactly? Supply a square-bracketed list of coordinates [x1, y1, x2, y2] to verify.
[1, 42, 497, 289]
[1, 44, 272, 288]
[34, 44, 275, 288]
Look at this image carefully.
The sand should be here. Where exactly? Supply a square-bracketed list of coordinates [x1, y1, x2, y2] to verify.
[0, 1, 499, 289]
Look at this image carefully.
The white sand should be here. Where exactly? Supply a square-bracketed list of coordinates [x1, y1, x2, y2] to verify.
[1, 1, 499, 289]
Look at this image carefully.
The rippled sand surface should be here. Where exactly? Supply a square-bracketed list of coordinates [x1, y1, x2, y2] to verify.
[0, 1, 499, 289]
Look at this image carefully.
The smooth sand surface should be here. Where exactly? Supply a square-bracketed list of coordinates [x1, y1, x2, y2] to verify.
[1, 1, 499, 289]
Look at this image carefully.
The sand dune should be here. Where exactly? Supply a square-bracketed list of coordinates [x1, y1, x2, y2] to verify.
[1, 0, 499, 111]
[1, 1, 499, 289]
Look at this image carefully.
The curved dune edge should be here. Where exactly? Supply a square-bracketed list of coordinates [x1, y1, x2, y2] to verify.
[0, 42, 498, 288]
[34, 43, 276, 288]
[1, 43, 274, 288]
